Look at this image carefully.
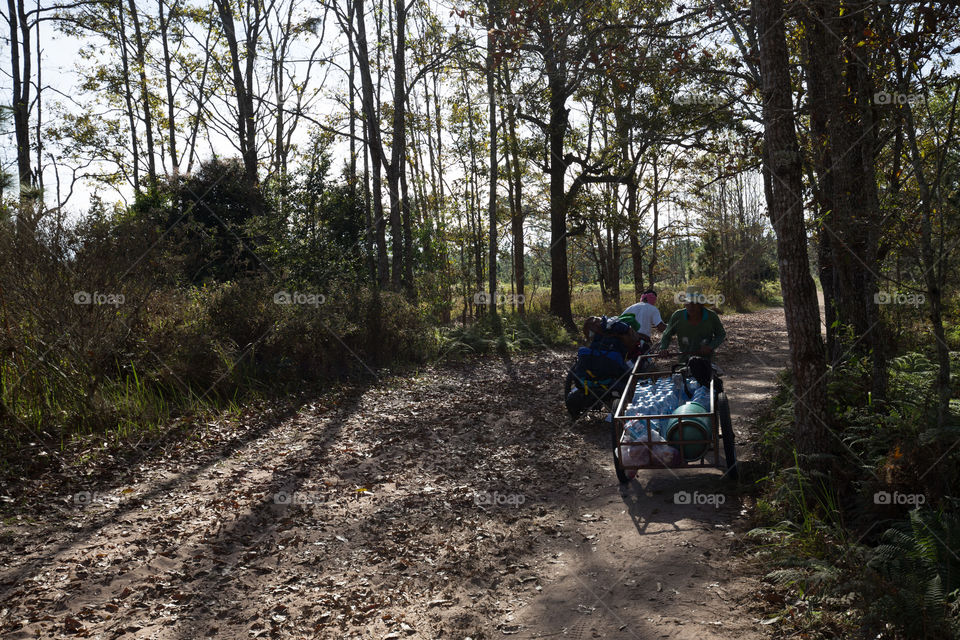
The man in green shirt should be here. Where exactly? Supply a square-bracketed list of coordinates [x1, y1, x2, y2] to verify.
[657, 288, 726, 362]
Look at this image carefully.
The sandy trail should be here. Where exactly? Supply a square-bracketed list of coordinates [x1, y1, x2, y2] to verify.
[508, 306, 790, 639]
[0, 307, 791, 639]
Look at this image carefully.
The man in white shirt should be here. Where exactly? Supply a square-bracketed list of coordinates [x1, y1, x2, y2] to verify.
[619, 289, 667, 354]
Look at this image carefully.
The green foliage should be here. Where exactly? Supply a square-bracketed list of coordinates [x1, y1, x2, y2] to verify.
[758, 279, 783, 305]
[128, 158, 265, 285]
[437, 312, 572, 358]
[749, 352, 960, 637]
[865, 509, 960, 638]
[258, 132, 370, 286]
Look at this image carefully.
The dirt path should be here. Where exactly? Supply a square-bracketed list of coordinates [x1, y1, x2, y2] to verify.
[509, 307, 791, 639]
[0, 307, 790, 640]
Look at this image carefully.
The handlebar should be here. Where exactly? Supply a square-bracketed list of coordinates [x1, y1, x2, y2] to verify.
[638, 351, 679, 359]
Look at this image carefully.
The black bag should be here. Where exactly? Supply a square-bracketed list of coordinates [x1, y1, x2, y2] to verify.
[565, 316, 636, 418]
[565, 386, 593, 419]
[573, 346, 628, 381]
[687, 356, 713, 387]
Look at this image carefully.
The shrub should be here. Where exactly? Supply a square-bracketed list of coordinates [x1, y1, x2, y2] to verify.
[748, 351, 960, 637]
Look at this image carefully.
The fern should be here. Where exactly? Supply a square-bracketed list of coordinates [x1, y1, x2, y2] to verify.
[867, 510, 960, 636]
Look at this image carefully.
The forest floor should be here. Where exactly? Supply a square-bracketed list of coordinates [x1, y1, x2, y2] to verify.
[0, 307, 791, 640]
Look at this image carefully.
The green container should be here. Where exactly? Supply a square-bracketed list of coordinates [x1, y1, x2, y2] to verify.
[666, 402, 711, 461]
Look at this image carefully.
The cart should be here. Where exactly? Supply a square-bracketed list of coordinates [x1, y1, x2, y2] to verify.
[610, 353, 737, 483]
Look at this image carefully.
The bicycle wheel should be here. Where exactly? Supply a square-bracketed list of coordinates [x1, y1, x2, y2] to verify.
[611, 418, 631, 484]
[716, 392, 738, 480]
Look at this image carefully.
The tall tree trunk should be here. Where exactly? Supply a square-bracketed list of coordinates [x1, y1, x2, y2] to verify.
[801, 26, 838, 362]
[624, 174, 642, 299]
[214, 0, 260, 215]
[127, 0, 156, 189]
[352, 0, 388, 287]
[648, 157, 660, 287]
[117, 0, 139, 190]
[609, 192, 621, 305]
[400, 165, 414, 294]
[347, 0, 357, 195]
[345, 0, 374, 283]
[463, 70, 484, 314]
[385, 0, 408, 291]
[801, 0, 885, 395]
[158, 0, 178, 175]
[185, 11, 213, 173]
[540, 16, 574, 329]
[504, 65, 525, 315]
[7, 0, 31, 190]
[34, 0, 41, 191]
[486, 0, 499, 318]
[756, 0, 830, 457]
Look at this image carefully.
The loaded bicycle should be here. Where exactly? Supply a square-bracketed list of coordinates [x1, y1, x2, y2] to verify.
[609, 353, 737, 482]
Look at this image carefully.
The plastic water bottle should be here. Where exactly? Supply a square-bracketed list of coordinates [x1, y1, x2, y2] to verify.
[671, 372, 684, 402]
[691, 386, 710, 408]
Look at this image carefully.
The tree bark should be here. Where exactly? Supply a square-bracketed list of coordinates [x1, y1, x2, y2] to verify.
[627, 177, 643, 299]
[127, 0, 156, 189]
[801, 0, 886, 395]
[7, 0, 32, 190]
[486, 0, 499, 318]
[158, 0, 179, 175]
[352, 0, 388, 287]
[213, 0, 261, 215]
[543, 19, 574, 329]
[648, 156, 661, 288]
[504, 65, 525, 315]
[385, 0, 408, 291]
[756, 0, 830, 457]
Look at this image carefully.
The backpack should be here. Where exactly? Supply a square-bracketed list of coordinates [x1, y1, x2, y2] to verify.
[565, 385, 593, 419]
[687, 356, 713, 387]
[582, 315, 639, 353]
[565, 316, 636, 418]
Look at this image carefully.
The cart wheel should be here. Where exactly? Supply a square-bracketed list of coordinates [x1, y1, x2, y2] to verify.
[716, 392, 738, 480]
[611, 419, 631, 484]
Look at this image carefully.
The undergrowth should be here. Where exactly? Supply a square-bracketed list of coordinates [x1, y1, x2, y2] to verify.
[748, 351, 960, 638]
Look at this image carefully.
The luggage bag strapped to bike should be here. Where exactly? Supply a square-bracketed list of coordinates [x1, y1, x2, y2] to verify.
[565, 316, 637, 419]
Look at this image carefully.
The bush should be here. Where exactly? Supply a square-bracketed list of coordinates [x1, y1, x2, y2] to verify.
[759, 279, 783, 305]
[438, 312, 573, 358]
[748, 351, 960, 638]
[865, 509, 960, 638]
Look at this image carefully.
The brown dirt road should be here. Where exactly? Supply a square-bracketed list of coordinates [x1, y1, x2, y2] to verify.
[0, 307, 791, 640]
